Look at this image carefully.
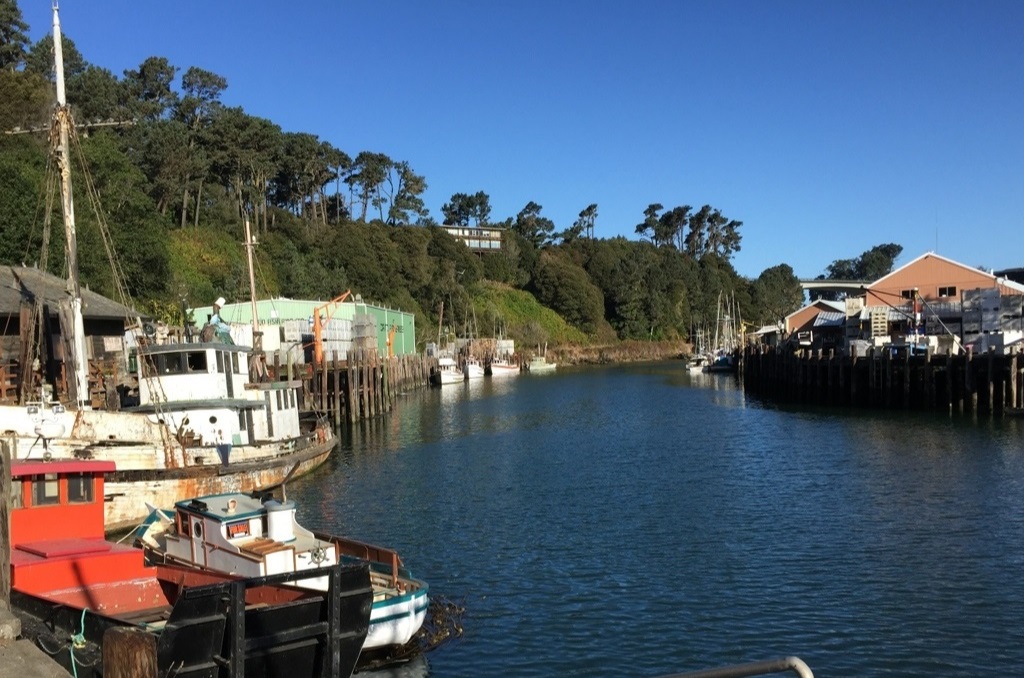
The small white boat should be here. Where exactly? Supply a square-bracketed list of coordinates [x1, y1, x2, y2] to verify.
[687, 354, 710, 372]
[463, 356, 485, 380]
[431, 356, 465, 385]
[487, 355, 520, 377]
[527, 356, 557, 373]
[136, 492, 429, 653]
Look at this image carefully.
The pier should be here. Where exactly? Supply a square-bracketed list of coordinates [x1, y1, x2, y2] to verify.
[275, 349, 436, 426]
[742, 345, 1023, 415]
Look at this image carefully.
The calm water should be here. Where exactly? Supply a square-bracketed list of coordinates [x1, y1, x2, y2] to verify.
[289, 362, 1024, 677]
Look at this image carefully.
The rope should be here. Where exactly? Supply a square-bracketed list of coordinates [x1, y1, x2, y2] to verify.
[68, 607, 88, 678]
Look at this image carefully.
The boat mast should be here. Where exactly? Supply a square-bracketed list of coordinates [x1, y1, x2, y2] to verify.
[244, 217, 260, 335]
[52, 3, 90, 408]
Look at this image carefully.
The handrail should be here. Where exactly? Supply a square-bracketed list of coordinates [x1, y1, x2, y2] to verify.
[654, 656, 814, 678]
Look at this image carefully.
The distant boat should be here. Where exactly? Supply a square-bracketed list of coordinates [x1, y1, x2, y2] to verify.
[10, 458, 371, 678]
[487, 354, 521, 377]
[704, 353, 737, 374]
[136, 491, 429, 653]
[431, 356, 464, 386]
[527, 355, 557, 373]
[687, 354, 710, 373]
[463, 355, 485, 380]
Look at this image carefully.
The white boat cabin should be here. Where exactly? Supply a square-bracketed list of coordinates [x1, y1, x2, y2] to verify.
[134, 343, 302, 446]
[161, 493, 337, 584]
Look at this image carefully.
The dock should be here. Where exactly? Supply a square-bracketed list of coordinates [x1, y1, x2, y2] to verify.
[742, 345, 1023, 415]
[272, 349, 436, 426]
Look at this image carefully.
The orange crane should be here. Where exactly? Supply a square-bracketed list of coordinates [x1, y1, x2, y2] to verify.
[386, 324, 398, 357]
[313, 290, 352, 365]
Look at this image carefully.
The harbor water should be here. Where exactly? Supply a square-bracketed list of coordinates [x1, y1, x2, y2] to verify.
[289, 361, 1024, 677]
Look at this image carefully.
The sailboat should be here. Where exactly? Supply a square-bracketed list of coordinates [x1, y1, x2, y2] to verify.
[0, 5, 335, 531]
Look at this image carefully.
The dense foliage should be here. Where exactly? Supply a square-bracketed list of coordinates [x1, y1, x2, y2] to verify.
[1, 1, 902, 348]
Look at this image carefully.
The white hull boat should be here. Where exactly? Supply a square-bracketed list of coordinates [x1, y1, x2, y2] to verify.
[3, 6, 332, 532]
[430, 357, 464, 385]
[136, 492, 429, 652]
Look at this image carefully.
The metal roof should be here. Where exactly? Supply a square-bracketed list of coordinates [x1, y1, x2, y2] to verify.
[813, 311, 846, 327]
[0, 265, 136, 320]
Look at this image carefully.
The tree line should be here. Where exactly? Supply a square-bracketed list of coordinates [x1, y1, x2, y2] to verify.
[0, 1, 900, 349]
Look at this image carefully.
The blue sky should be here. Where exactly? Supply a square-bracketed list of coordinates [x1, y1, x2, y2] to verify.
[21, 1, 1024, 279]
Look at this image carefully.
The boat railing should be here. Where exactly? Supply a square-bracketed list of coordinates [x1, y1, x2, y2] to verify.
[653, 656, 814, 678]
[320, 532, 402, 588]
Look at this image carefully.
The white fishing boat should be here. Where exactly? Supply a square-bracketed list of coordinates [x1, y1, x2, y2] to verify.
[136, 492, 429, 652]
[0, 5, 334, 531]
[430, 356, 464, 385]
[526, 356, 557, 373]
[686, 354, 710, 372]
[487, 355, 520, 377]
[463, 355, 485, 380]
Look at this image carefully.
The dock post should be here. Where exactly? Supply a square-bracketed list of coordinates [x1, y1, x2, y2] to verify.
[1, 441, 10, 610]
[332, 352, 342, 429]
[966, 347, 976, 414]
[347, 352, 357, 424]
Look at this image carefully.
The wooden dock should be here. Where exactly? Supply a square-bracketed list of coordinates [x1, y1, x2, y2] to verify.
[269, 350, 436, 426]
[742, 345, 1022, 416]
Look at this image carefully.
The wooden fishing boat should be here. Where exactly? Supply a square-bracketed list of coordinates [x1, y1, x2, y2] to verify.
[136, 491, 430, 655]
[8, 458, 372, 677]
[1, 5, 334, 532]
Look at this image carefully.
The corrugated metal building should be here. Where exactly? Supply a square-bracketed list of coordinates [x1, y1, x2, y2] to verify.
[189, 297, 416, 359]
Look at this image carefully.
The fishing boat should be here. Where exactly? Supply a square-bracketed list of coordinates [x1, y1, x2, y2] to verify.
[135, 491, 430, 654]
[462, 355, 485, 380]
[8, 457, 372, 678]
[526, 356, 557, 373]
[0, 5, 335, 531]
[430, 356, 464, 385]
[486, 354, 520, 377]
[686, 354, 710, 373]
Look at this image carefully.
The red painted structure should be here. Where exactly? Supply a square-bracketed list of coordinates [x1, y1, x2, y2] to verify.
[8, 459, 155, 599]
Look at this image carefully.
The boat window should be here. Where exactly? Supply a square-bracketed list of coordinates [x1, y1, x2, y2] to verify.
[186, 351, 208, 373]
[67, 473, 93, 503]
[238, 410, 246, 430]
[31, 474, 60, 506]
[193, 520, 203, 539]
[160, 353, 185, 375]
[11, 480, 23, 509]
[226, 520, 250, 539]
[216, 351, 225, 374]
[234, 353, 242, 374]
[276, 390, 283, 410]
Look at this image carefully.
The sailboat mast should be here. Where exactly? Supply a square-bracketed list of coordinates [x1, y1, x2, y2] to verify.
[244, 218, 260, 334]
[53, 3, 89, 408]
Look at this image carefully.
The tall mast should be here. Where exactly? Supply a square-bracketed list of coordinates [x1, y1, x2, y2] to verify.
[244, 218, 260, 334]
[53, 2, 89, 408]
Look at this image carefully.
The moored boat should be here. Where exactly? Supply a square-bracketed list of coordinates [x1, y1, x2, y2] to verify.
[8, 457, 372, 678]
[2, 4, 334, 532]
[430, 356, 465, 385]
[486, 354, 520, 377]
[526, 355, 557, 373]
[462, 356, 485, 380]
[136, 491, 430, 655]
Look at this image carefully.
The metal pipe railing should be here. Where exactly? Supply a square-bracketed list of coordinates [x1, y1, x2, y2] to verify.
[654, 656, 814, 678]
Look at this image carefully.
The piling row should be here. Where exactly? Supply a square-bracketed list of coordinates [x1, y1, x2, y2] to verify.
[281, 350, 435, 426]
[742, 345, 1023, 416]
